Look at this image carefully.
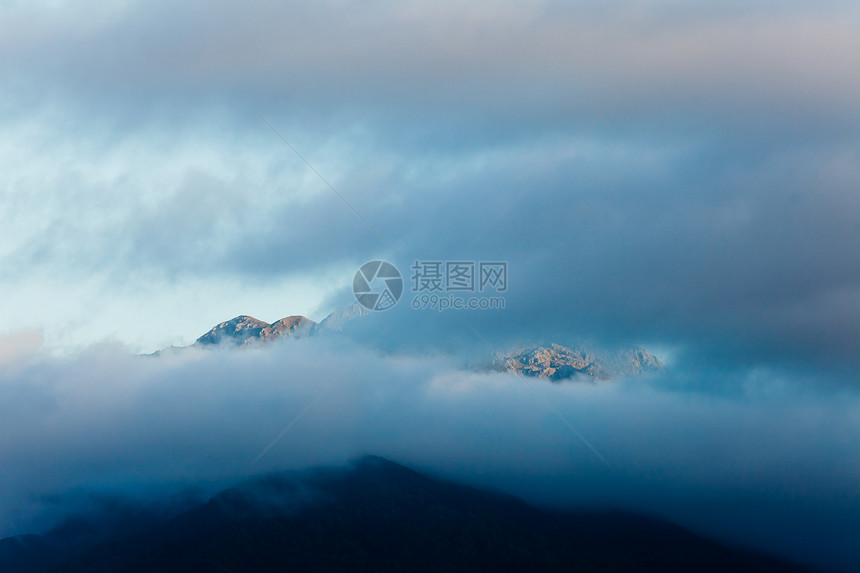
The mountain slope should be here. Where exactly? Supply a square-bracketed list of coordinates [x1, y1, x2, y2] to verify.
[2, 457, 814, 573]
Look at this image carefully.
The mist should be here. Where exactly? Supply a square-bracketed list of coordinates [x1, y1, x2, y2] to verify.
[1, 334, 857, 570]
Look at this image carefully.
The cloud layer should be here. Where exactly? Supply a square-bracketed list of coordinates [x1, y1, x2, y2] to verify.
[1, 338, 858, 570]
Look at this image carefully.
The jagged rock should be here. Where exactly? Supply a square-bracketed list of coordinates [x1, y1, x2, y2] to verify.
[502, 343, 609, 380]
[498, 343, 663, 382]
[196, 315, 315, 347]
[191, 304, 365, 349]
[259, 316, 316, 342]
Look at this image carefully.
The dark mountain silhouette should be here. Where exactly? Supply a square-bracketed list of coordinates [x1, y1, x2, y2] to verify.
[0, 457, 815, 573]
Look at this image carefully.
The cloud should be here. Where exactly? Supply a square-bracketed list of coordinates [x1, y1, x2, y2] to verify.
[0, 330, 43, 366]
[0, 0, 857, 365]
[0, 5, 857, 572]
[4, 1, 859, 117]
[0, 337, 858, 570]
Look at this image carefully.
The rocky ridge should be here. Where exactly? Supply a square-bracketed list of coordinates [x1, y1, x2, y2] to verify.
[190, 305, 664, 381]
[498, 342, 663, 381]
[196, 315, 316, 347]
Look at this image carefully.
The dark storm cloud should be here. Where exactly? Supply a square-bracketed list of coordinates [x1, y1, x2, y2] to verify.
[0, 0, 857, 363]
[307, 129, 860, 370]
[0, 338, 858, 570]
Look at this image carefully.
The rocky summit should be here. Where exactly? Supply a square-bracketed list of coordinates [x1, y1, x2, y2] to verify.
[499, 343, 663, 381]
[196, 315, 316, 347]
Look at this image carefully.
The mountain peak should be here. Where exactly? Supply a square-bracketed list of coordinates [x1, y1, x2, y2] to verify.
[499, 343, 663, 381]
[196, 315, 315, 347]
[190, 311, 664, 384]
[191, 303, 373, 350]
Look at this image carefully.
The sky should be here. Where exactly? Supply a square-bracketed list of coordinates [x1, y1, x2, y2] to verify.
[0, 0, 856, 364]
[0, 0, 859, 569]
